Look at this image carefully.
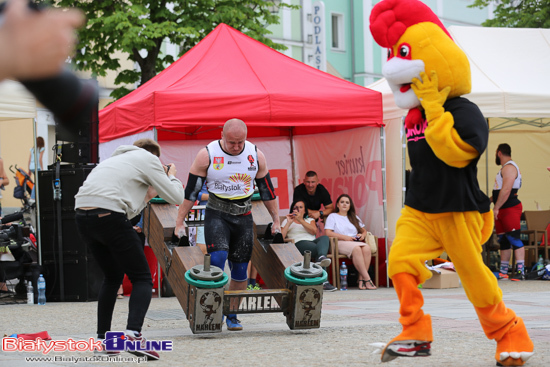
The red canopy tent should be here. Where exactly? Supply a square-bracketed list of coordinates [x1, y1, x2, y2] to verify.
[99, 23, 382, 142]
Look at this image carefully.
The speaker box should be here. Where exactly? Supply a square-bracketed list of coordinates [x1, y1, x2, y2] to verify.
[41, 254, 102, 302]
[55, 78, 99, 164]
[38, 165, 102, 302]
[38, 164, 95, 211]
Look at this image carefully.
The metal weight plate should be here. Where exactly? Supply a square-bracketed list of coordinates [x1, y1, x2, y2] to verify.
[189, 264, 225, 281]
[289, 262, 324, 278]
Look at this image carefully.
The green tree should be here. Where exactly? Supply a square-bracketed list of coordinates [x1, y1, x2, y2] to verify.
[470, 0, 550, 28]
[56, 0, 296, 99]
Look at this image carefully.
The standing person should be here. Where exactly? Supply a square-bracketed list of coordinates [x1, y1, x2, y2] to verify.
[28, 136, 45, 200]
[75, 138, 184, 360]
[325, 194, 376, 290]
[293, 171, 334, 221]
[369, 0, 532, 364]
[174, 118, 281, 331]
[281, 200, 336, 292]
[493, 144, 525, 280]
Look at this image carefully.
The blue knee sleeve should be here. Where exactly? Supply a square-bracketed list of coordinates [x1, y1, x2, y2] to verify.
[228, 260, 248, 282]
[209, 250, 228, 269]
[505, 234, 524, 249]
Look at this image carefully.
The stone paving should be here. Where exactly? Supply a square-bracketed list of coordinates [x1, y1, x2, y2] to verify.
[1, 280, 548, 366]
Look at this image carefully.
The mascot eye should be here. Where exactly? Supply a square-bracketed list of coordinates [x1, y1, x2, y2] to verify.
[387, 48, 394, 59]
[398, 44, 411, 59]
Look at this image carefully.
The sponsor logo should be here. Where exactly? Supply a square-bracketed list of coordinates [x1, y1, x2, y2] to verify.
[229, 173, 252, 194]
[247, 154, 256, 171]
[227, 161, 241, 165]
[213, 157, 224, 170]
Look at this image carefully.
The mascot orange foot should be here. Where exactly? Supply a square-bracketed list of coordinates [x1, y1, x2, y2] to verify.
[381, 273, 433, 362]
[380, 314, 432, 362]
[475, 303, 534, 366]
[495, 319, 534, 366]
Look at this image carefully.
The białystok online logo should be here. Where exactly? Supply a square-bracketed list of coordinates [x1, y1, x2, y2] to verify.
[2, 332, 172, 354]
[103, 332, 172, 353]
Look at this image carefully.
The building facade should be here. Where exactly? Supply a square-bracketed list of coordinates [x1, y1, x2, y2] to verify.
[268, 0, 494, 86]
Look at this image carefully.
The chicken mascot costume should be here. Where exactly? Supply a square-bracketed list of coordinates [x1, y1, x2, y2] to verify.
[369, 0, 534, 365]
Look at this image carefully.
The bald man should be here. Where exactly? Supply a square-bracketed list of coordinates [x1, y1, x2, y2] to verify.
[175, 118, 281, 331]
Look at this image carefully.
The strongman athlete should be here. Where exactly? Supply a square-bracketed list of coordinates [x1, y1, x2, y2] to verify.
[493, 143, 524, 280]
[175, 118, 281, 331]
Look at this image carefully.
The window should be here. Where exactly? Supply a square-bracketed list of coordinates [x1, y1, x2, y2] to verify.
[331, 13, 344, 50]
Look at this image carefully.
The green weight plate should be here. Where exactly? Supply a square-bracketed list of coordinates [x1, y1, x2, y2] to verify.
[284, 267, 327, 285]
[184, 270, 229, 288]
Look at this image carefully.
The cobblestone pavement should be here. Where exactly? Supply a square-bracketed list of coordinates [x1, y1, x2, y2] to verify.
[1, 280, 549, 366]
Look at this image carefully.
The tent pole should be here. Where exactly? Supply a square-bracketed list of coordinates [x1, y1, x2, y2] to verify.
[485, 118, 489, 195]
[152, 126, 162, 297]
[290, 129, 296, 188]
[33, 117, 42, 267]
[402, 117, 406, 207]
[380, 126, 389, 287]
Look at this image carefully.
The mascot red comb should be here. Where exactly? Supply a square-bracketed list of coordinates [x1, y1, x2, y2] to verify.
[369, 0, 534, 365]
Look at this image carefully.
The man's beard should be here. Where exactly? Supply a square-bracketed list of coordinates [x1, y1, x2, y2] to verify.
[495, 156, 501, 165]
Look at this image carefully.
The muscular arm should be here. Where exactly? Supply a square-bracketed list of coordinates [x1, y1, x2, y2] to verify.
[257, 149, 280, 233]
[493, 164, 517, 218]
[175, 148, 209, 236]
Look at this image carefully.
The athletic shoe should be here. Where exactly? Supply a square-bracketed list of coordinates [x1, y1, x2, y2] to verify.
[226, 316, 243, 331]
[323, 282, 337, 292]
[124, 332, 160, 360]
[383, 341, 431, 361]
[316, 255, 331, 268]
[246, 284, 262, 290]
[510, 271, 525, 281]
[498, 272, 509, 280]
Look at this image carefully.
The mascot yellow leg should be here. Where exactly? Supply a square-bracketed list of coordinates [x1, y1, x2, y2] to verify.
[474, 302, 534, 366]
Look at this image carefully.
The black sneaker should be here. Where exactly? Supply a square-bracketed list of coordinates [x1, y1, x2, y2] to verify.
[323, 282, 337, 292]
[510, 271, 525, 281]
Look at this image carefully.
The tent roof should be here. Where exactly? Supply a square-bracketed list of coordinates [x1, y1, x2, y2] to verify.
[0, 80, 36, 120]
[450, 26, 550, 119]
[368, 26, 550, 128]
[99, 24, 382, 143]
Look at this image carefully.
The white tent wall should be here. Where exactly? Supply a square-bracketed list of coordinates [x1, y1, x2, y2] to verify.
[99, 130, 155, 162]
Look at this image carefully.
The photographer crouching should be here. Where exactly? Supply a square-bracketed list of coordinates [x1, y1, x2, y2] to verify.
[74, 139, 183, 360]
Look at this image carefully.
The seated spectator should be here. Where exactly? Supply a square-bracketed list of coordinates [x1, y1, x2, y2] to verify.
[281, 200, 336, 292]
[293, 171, 334, 222]
[325, 194, 376, 290]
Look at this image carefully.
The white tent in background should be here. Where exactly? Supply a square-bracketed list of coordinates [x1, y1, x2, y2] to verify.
[0, 79, 36, 120]
[368, 26, 550, 235]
